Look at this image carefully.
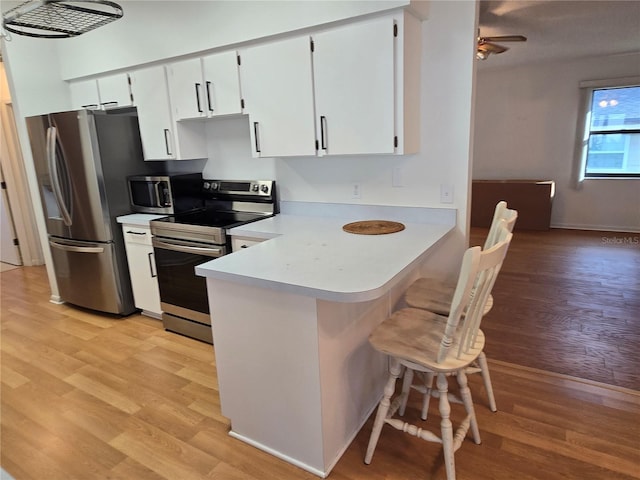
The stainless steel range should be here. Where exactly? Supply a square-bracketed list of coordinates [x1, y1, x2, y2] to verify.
[150, 179, 276, 343]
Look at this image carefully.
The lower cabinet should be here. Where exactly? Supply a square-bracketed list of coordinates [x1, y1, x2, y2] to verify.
[121, 224, 162, 318]
[231, 236, 264, 251]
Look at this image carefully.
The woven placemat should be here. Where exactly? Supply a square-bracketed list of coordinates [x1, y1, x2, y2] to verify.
[342, 220, 405, 235]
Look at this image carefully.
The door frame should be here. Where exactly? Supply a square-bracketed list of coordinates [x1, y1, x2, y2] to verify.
[0, 99, 44, 266]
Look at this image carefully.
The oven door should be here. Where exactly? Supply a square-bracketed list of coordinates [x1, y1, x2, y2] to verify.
[152, 236, 225, 324]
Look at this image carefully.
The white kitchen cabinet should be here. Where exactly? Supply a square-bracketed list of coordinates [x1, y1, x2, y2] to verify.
[70, 79, 100, 110]
[129, 65, 207, 161]
[238, 12, 420, 158]
[239, 36, 317, 157]
[231, 236, 264, 252]
[69, 73, 132, 110]
[121, 224, 161, 318]
[312, 13, 420, 156]
[312, 17, 395, 156]
[167, 51, 242, 120]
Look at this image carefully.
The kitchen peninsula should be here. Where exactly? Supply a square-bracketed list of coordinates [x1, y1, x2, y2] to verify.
[195, 202, 456, 477]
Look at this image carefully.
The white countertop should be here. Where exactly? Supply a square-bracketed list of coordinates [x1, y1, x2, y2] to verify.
[196, 202, 456, 302]
[116, 213, 166, 226]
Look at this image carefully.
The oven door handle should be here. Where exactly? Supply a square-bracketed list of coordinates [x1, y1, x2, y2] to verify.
[152, 238, 224, 257]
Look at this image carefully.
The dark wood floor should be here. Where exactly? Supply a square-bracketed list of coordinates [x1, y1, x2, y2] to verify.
[1, 228, 639, 479]
[470, 227, 640, 390]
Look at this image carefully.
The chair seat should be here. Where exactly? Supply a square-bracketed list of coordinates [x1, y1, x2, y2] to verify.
[404, 277, 494, 316]
[369, 307, 485, 373]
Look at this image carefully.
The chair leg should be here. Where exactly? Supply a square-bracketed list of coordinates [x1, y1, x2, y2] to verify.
[421, 372, 434, 420]
[364, 358, 402, 465]
[476, 351, 497, 412]
[457, 369, 481, 444]
[437, 373, 455, 480]
[399, 367, 414, 416]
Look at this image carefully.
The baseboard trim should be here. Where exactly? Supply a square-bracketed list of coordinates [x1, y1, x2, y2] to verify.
[49, 295, 64, 304]
[551, 223, 640, 233]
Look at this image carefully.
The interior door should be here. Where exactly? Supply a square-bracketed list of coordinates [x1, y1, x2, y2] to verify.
[0, 167, 21, 265]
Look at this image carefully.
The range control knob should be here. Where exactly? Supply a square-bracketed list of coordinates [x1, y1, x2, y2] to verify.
[203, 181, 211, 190]
[260, 184, 269, 193]
[210, 182, 219, 191]
[252, 184, 259, 192]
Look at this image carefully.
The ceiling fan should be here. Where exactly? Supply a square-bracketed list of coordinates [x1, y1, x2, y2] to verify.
[477, 33, 527, 60]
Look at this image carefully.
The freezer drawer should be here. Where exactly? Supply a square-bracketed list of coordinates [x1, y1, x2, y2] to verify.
[49, 237, 135, 315]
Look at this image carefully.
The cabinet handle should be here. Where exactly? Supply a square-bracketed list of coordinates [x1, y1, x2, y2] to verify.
[148, 252, 157, 278]
[240, 244, 249, 249]
[320, 115, 328, 151]
[253, 122, 261, 153]
[81, 104, 99, 109]
[100, 101, 118, 108]
[126, 230, 146, 235]
[206, 81, 214, 112]
[163, 129, 173, 156]
[195, 83, 203, 113]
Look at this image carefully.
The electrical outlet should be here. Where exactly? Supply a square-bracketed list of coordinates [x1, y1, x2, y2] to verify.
[440, 184, 454, 204]
[352, 183, 361, 199]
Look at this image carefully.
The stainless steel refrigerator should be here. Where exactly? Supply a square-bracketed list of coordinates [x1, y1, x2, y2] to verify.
[26, 109, 154, 315]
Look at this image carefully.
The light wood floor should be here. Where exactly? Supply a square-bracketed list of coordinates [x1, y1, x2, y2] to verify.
[2, 238, 640, 479]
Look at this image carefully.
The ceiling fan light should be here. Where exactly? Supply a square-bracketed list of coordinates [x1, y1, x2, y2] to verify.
[476, 50, 489, 60]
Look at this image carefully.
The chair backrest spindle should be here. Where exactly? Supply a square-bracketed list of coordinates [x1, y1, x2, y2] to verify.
[436, 222, 513, 364]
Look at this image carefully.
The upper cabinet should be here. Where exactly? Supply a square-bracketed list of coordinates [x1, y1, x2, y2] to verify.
[167, 51, 243, 121]
[239, 37, 316, 157]
[238, 11, 421, 158]
[312, 17, 395, 156]
[129, 65, 207, 161]
[69, 73, 133, 110]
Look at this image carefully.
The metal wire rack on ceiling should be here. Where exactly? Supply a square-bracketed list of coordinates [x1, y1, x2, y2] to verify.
[2, 0, 123, 39]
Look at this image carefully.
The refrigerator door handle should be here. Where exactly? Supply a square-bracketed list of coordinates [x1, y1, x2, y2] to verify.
[49, 240, 105, 254]
[46, 126, 73, 227]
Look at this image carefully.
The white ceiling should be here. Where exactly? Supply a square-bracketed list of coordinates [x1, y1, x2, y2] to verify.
[477, 0, 640, 69]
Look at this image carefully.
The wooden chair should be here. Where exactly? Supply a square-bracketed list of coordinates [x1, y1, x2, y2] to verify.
[403, 201, 517, 412]
[364, 223, 513, 480]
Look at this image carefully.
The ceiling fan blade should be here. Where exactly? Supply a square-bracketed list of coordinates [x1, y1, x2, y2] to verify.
[479, 35, 527, 42]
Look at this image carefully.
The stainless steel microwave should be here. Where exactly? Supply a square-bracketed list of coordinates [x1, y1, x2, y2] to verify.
[127, 173, 203, 214]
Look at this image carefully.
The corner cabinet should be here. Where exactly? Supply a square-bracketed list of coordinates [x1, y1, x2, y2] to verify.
[239, 37, 317, 157]
[129, 65, 207, 161]
[121, 224, 161, 318]
[167, 51, 243, 120]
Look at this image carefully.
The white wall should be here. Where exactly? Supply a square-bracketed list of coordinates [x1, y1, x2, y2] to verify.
[474, 52, 640, 232]
[57, 0, 413, 80]
[3, 0, 479, 294]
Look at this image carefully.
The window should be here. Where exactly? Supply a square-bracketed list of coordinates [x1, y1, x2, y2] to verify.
[577, 82, 640, 179]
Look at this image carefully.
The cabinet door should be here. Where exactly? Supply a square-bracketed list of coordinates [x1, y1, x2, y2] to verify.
[70, 79, 100, 110]
[130, 66, 176, 160]
[166, 58, 206, 120]
[97, 73, 133, 109]
[122, 226, 161, 316]
[202, 51, 242, 116]
[240, 36, 316, 157]
[313, 17, 395, 155]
